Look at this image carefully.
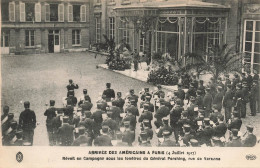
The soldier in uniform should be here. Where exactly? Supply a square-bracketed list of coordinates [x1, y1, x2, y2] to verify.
[91, 103, 104, 138]
[125, 99, 139, 120]
[233, 84, 243, 118]
[122, 121, 135, 146]
[66, 79, 79, 97]
[200, 118, 214, 146]
[154, 99, 170, 129]
[141, 119, 153, 143]
[213, 115, 227, 138]
[114, 131, 129, 146]
[78, 89, 91, 106]
[250, 81, 259, 116]
[140, 88, 152, 101]
[139, 131, 152, 147]
[66, 90, 78, 106]
[19, 101, 36, 145]
[157, 117, 172, 138]
[80, 96, 93, 112]
[94, 125, 113, 146]
[140, 96, 154, 113]
[97, 94, 108, 112]
[195, 90, 204, 110]
[228, 111, 242, 131]
[102, 111, 118, 139]
[170, 98, 183, 143]
[198, 80, 205, 96]
[181, 124, 194, 147]
[81, 111, 94, 143]
[242, 125, 257, 147]
[110, 100, 121, 124]
[225, 129, 242, 147]
[125, 89, 139, 107]
[44, 100, 57, 146]
[138, 104, 153, 129]
[159, 130, 178, 147]
[102, 83, 115, 102]
[122, 110, 136, 131]
[1, 105, 9, 121]
[223, 84, 234, 122]
[115, 92, 125, 113]
[241, 82, 249, 118]
[57, 116, 74, 146]
[213, 86, 224, 112]
[203, 88, 213, 117]
[72, 127, 92, 146]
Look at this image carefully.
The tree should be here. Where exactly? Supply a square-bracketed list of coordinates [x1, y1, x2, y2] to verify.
[180, 44, 243, 82]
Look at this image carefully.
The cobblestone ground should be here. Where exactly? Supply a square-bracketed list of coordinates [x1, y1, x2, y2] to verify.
[1, 52, 260, 146]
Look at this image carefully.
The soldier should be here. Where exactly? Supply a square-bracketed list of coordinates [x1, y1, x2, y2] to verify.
[223, 84, 234, 122]
[44, 100, 57, 146]
[217, 77, 225, 91]
[170, 98, 184, 141]
[91, 103, 104, 138]
[80, 96, 93, 112]
[224, 74, 231, 93]
[153, 85, 165, 99]
[203, 88, 213, 117]
[2, 113, 15, 135]
[195, 90, 204, 110]
[114, 131, 129, 146]
[241, 82, 249, 118]
[138, 104, 153, 129]
[233, 84, 243, 118]
[141, 119, 153, 143]
[228, 111, 242, 131]
[213, 115, 227, 138]
[133, 49, 139, 71]
[140, 88, 152, 101]
[157, 117, 172, 138]
[125, 99, 139, 119]
[187, 96, 196, 121]
[198, 80, 205, 96]
[209, 106, 221, 125]
[2, 121, 18, 146]
[57, 116, 74, 146]
[97, 94, 108, 112]
[249, 81, 259, 116]
[185, 84, 197, 102]
[159, 130, 178, 147]
[213, 86, 224, 112]
[78, 89, 91, 106]
[102, 83, 115, 102]
[140, 96, 154, 113]
[200, 118, 214, 146]
[52, 110, 63, 145]
[102, 111, 118, 138]
[125, 89, 139, 107]
[154, 99, 170, 129]
[19, 101, 36, 145]
[122, 121, 135, 146]
[1, 105, 9, 121]
[177, 111, 192, 137]
[232, 74, 240, 91]
[242, 125, 257, 147]
[225, 129, 242, 147]
[115, 92, 125, 113]
[94, 125, 113, 146]
[122, 110, 136, 131]
[66, 91, 77, 106]
[66, 79, 79, 97]
[72, 127, 92, 146]
[109, 100, 121, 123]
[181, 124, 194, 147]
[139, 131, 152, 147]
[13, 131, 24, 146]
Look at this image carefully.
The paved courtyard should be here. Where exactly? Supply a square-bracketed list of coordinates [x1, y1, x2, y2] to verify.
[1, 51, 260, 146]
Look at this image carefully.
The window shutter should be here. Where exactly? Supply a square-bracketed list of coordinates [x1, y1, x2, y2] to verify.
[45, 3, 50, 22]
[58, 3, 64, 22]
[68, 4, 73, 22]
[35, 3, 41, 22]
[9, 2, 15, 22]
[20, 2, 25, 22]
[85, 4, 89, 22]
[80, 5, 86, 22]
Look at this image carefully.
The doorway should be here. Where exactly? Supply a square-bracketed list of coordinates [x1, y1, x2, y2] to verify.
[1, 31, 10, 54]
[48, 30, 60, 53]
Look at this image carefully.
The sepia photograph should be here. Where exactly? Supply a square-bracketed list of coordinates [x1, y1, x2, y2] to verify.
[0, 0, 260, 167]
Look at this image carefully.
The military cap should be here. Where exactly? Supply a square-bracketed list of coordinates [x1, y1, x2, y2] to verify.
[15, 130, 23, 139]
[106, 83, 111, 87]
[145, 95, 151, 100]
[50, 100, 55, 106]
[124, 121, 130, 126]
[24, 101, 30, 106]
[246, 125, 254, 132]
[190, 139, 199, 146]
[231, 129, 238, 136]
[117, 92, 122, 96]
[8, 113, 14, 119]
[140, 131, 148, 139]
[211, 136, 220, 142]
[78, 127, 85, 134]
[129, 89, 134, 93]
[143, 119, 150, 124]
[63, 116, 69, 123]
[143, 103, 149, 110]
[102, 125, 109, 133]
[23, 142, 32, 146]
[69, 79, 73, 83]
[183, 124, 191, 132]
[163, 130, 171, 136]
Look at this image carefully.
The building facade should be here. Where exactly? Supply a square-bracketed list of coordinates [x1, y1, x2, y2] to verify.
[91, 0, 259, 73]
[1, 0, 92, 54]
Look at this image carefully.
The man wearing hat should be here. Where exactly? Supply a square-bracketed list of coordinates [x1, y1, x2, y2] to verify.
[66, 79, 79, 97]
[102, 111, 118, 138]
[241, 82, 249, 118]
[141, 119, 153, 142]
[154, 99, 170, 128]
[139, 131, 152, 147]
[13, 131, 24, 146]
[213, 86, 224, 112]
[224, 74, 231, 93]
[170, 99, 183, 143]
[190, 139, 200, 147]
[126, 89, 139, 107]
[110, 100, 121, 123]
[19, 101, 36, 145]
[122, 121, 135, 146]
[140, 96, 154, 113]
[125, 99, 139, 119]
[115, 92, 125, 113]
[157, 117, 172, 138]
[203, 88, 213, 118]
[185, 83, 197, 102]
[159, 130, 177, 147]
[97, 94, 108, 112]
[78, 89, 91, 106]
[57, 116, 74, 146]
[138, 104, 153, 128]
[242, 125, 257, 147]
[182, 124, 194, 147]
[66, 90, 78, 106]
[72, 127, 92, 146]
[1, 105, 9, 121]
[232, 74, 240, 91]
[94, 125, 113, 146]
[140, 88, 152, 101]
[223, 84, 234, 122]
[153, 85, 165, 99]
[178, 111, 192, 137]
[44, 100, 57, 146]
[51, 110, 63, 145]
[102, 83, 115, 102]
[195, 90, 204, 110]
[91, 103, 104, 138]
[213, 115, 227, 138]
[226, 129, 242, 147]
[228, 111, 242, 131]
[123, 110, 136, 131]
[80, 96, 93, 112]
[200, 118, 214, 146]
[233, 84, 243, 118]
[114, 131, 129, 146]
[249, 81, 259, 116]
[81, 111, 94, 141]
[198, 80, 206, 96]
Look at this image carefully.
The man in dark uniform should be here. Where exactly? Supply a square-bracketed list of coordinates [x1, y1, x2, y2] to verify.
[157, 117, 172, 138]
[139, 131, 152, 147]
[232, 74, 240, 91]
[66, 79, 79, 97]
[94, 125, 113, 146]
[57, 116, 74, 146]
[102, 111, 118, 138]
[200, 118, 214, 146]
[159, 130, 178, 147]
[122, 121, 135, 146]
[241, 82, 249, 118]
[233, 84, 243, 118]
[228, 111, 242, 131]
[82, 111, 94, 142]
[140, 96, 154, 113]
[72, 127, 92, 146]
[224, 74, 231, 93]
[141, 119, 153, 143]
[250, 81, 259, 116]
[125, 99, 139, 119]
[223, 84, 234, 122]
[52, 110, 63, 145]
[114, 131, 129, 146]
[133, 49, 139, 71]
[97, 94, 108, 112]
[177, 111, 192, 137]
[125, 89, 139, 107]
[91, 103, 104, 138]
[185, 84, 197, 102]
[213, 115, 227, 138]
[44, 100, 57, 146]
[66, 90, 77, 106]
[102, 83, 115, 102]
[1, 105, 9, 121]
[138, 104, 153, 129]
[80, 96, 93, 112]
[19, 101, 36, 145]
[195, 90, 204, 110]
[226, 129, 242, 147]
[110, 100, 121, 123]
[198, 80, 205, 96]
[213, 86, 224, 112]
[122, 110, 136, 131]
[203, 88, 213, 118]
[115, 92, 125, 113]
[181, 124, 194, 147]
[153, 85, 165, 99]
[140, 88, 152, 101]
[154, 99, 170, 128]
[242, 125, 257, 147]
[78, 89, 91, 105]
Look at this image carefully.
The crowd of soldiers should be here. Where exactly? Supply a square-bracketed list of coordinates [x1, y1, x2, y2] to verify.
[1, 72, 259, 147]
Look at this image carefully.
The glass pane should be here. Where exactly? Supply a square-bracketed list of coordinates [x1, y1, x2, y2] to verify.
[255, 32, 260, 42]
[25, 32, 29, 46]
[194, 23, 206, 32]
[246, 21, 253, 31]
[256, 21, 260, 31]
[55, 30, 59, 34]
[245, 42, 252, 52]
[55, 35, 59, 45]
[254, 43, 260, 53]
[1, 35, 3, 47]
[244, 52, 252, 63]
[253, 64, 259, 73]
[246, 32, 253, 41]
[5, 35, 9, 46]
[254, 53, 260, 64]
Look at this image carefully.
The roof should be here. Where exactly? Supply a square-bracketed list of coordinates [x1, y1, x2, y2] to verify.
[114, 0, 230, 10]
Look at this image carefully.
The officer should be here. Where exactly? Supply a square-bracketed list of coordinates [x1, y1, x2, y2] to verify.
[154, 99, 170, 129]
[78, 89, 91, 106]
[213, 115, 227, 138]
[19, 101, 36, 145]
[91, 103, 104, 138]
[80, 96, 93, 112]
[72, 127, 92, 146]
[1, 105, 9, 121]
[140, 88, 152, 101]
[122, 110, 136, 131]
[139, 131, 152, 147]
[125, 99, 139, 119]
[159, 130, 178, 147]
[203, 88, 213, 117]
[213, 86, 224, 112]
[102, 111, 118, 139]
[66, 90, 78, 106]
[115, 92, 125, 113]
[170, 99, 183, 143]
[233, 84, 243, 118]
[249, 81, 258, 116]
[138, 104, 153, 129]
[157, 117, 172, 138]
[225, 129, 242, 147]
[228, 111, 242, 131]
[44, 100, 57, 146]
[242, 125, 257, 147]
[200, 118, 214, 146]
[102, 83, 115, 102]
[195, 90, 204, 110]
[125, 89, 139, 107]
[181, 124, 194, 147]
[223, 84, 233, 122]
[122, 121, 135, 146]
[66, 79, 79, 97]
[209, 105, 221, 124]
[94, 125, 113, 146]
[140, 96, 154, 113]
[57, 116, 74, 146]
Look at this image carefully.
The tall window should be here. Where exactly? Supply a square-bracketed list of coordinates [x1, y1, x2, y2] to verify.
[96, 17, 101, 43]
[1, 31, 9, 47]
[243, 20, 260, 73]
[1, 3, 9, 21]
[25, 3, 35, 21]
[72, 30, 81, 45]
[25, 30, 35, 47]
[140, 32, 146, 52]
[50, 4, 58, 21]
[109, 17, 115, 40]
[123, 22, 129, 44]
[73, 5, 81, 22]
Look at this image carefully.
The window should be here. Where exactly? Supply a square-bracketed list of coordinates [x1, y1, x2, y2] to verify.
[20, 2, 25, 22]
[50, 4, 58, 21]
[1, 31, 9, 47]
[25, 3, 35, 21]
[35, 3, 41, 22]
[73, 5, 81, 22]
[96, 17, 101, 43]
[58, 4, 64, 22]
[1, 3, 9, 21]
[123, 22, 129, 44]
[109, 17, 115, 40]
[140, 32, 146, 52]
[80, 5, 86, 22]
[72, 30, 81, 45]
[9, 2, 15, 22]
[243, 20, 260, 73]
[25, 30, 35, 47]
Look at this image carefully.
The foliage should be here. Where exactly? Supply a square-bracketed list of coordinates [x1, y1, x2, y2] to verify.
[147, 66, 179, 85]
